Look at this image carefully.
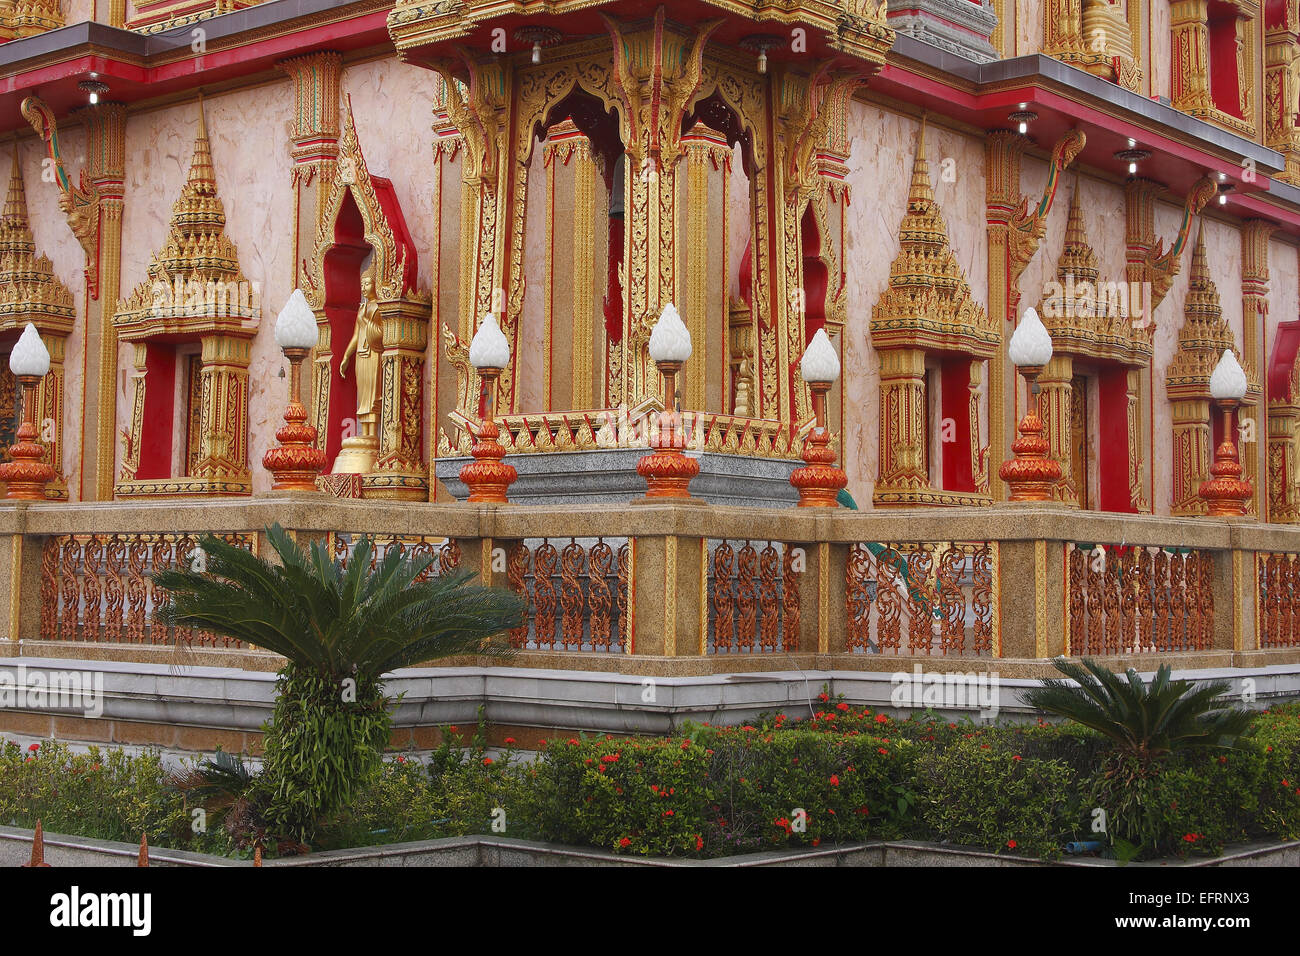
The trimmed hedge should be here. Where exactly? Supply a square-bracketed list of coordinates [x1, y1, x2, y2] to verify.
[3, 700, 1299, 861]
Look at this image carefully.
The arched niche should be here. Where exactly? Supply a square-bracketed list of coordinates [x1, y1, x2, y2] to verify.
[304, 97, 432, 500]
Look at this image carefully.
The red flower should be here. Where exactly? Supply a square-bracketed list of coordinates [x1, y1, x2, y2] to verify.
[877, 747, 889, 756]
[395, 756, 406, 764]
[650, 784, 659, 793]
[818, 693, 829, 703]
[836, 702, 849, 712]
[812, 838, 821, 847]
[1012, 755, 1022, 762]
[27, 743, 38, 753]
[829, 774, 840, 786]
[663, 810, 674, 817]
[504, 737, 516, 745]
[695, 835, 704, 851]
[568, 738, 579, 746]
[1183, 833, 1201, 843]
[874, 714, 888, 724]
[619, 837, 631, 848]
[482, 757, 493, 766]
[448, 726, 459, 733]
[1006, 840, 1017, 849]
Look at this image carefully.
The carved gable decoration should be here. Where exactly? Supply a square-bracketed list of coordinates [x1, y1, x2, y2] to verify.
[871, 122, 995, 357]
[1166, 222, 1248, 399]
[303, 96, 421, 309]
[114, 99, 259, 341]
[0, 151, 75, 337]
[1039, 182, 1151, 366]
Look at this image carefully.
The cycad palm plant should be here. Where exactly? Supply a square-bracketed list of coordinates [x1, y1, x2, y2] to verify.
[1021, 657, 1255, 772]
[154, 524, 524, 841]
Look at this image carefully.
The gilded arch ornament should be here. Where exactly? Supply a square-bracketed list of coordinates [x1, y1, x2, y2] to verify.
[304, 96, 432, 501]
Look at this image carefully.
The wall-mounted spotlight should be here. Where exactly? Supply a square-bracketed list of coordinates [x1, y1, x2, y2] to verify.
[1114, 147, 1151, 177]
[1007, 110, 1038, 136]
[1218, 182, 1234, 206]
[739, 35, 784, 74]
[78, 79, 109, 106]
[512, 26, 562, 65]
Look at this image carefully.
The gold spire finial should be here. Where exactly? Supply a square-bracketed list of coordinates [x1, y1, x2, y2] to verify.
[1190, 219, 1208, 281]
[908, 115, 933, 208]
[187, 93, 216, 190]
[3, 148, 26, 225]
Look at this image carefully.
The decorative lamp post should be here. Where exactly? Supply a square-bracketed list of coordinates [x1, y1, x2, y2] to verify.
[636, 303, 700, 498]
[789, 328, 848, 507]
[0, 323, 55, 500]
[262, 289, 327, 491]
[1199, 349, 1252, 517]
[999, 307, 1061, 501]
[459, 314, 517, 503]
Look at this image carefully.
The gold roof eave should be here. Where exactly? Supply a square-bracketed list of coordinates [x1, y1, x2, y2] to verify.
[389, 0, 894, 67]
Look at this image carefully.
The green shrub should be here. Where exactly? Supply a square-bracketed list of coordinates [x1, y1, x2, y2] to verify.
[916, 735, 1079, 859]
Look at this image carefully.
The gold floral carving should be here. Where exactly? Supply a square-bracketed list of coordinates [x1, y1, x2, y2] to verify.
[872, 121, 993, 508]
[1165, 223, 1256, 516]
[20, 97, 102, 300]
[113, 99, 258, 498]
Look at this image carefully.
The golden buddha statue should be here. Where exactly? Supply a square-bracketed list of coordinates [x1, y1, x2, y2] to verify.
[332, 272, 385, 474]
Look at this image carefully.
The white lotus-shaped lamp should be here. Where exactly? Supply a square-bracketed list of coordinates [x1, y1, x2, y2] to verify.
[469, 314, 510, 370]
[0, 322, 55, 499]
[998, 307, 1061, 501]
[1008, 307, 1053, 369]
[636, 303, 700, 499]
[790, 328, 847, 507]
[1209, 349, 1247, 401]
[9, 323, 50, 379]
[460, 314, 517, 504]
[262, 291, 326, 491]
[274, 289, 319, 351]
[648, 303, 692, 364]
[800, 329, 841, 384]
[1200, 349, 1252, 516]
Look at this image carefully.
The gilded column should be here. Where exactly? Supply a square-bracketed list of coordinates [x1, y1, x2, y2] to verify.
[1170, 0, 1213, 113]
[1241, 220, 1273, 518]
[80, 102, 126, 502]
[876, 349, 928, 496]
[1265, 18, 1300, 184]
[192, 334, 252, 486]
[1038, 354, 1077, 505]
[279, 53, 342, 455]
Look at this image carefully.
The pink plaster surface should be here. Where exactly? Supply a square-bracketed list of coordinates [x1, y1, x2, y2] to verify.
[17, 131, 88, 499]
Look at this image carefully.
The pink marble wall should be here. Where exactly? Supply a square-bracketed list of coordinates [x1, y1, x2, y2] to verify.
[16, 129, 88, 499]
[1017, 0, 1044, 56]
[64, 0, 96, 24]
[1150, 0, 1172, 101]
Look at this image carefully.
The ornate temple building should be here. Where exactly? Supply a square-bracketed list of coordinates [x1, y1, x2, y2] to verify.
[1, 0, 1300, 750]
[0, 0, 1297, 519]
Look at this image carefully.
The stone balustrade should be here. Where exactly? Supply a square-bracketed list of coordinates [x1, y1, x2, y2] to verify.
[0, 497, 1297, 678]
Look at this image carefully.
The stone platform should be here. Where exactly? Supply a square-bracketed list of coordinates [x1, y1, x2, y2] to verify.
[435, 449, 801, 507]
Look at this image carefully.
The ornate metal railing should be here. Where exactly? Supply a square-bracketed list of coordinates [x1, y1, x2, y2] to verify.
[845, 541, 996, 656]
[13, 501, 1300, 669]
[1257, 552, 1300, 649]
[506, 537, 630, 652]
[707, 540, 800, 653]
[329, 532, 461, 578]
[38, 532, 256, 647]
[1066, 544, 1214, 655]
